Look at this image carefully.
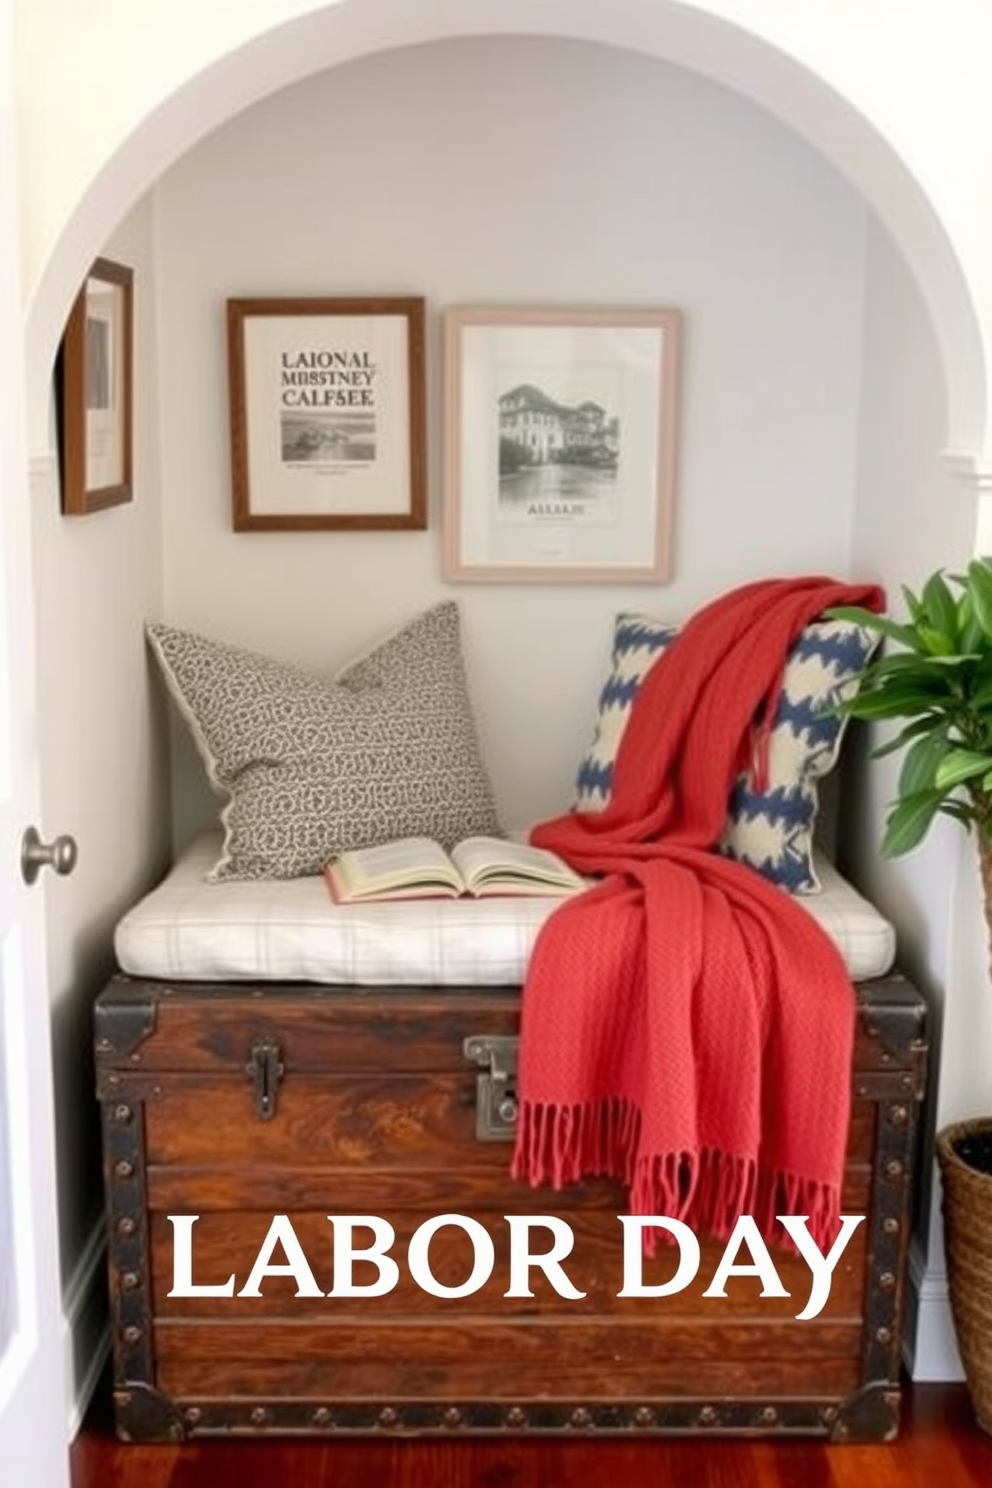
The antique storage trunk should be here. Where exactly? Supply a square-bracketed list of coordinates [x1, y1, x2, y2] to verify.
[95, 971, 927, 1443]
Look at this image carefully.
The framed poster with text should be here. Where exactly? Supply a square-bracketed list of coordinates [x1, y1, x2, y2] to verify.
[227, 296, 427, 531]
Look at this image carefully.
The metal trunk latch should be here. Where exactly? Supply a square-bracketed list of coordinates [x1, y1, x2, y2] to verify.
[246, 1036, 284, 1120]
[463, 1035, 518, 1141]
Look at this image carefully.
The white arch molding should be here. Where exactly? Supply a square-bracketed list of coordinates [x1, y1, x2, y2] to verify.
[19, 0, 989, 464]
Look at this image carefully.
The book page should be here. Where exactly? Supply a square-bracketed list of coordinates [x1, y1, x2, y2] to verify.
[450, 837, 585, 894]
[331, 836, 463, 898]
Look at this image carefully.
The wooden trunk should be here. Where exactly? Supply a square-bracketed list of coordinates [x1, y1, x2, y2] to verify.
[94, 972, 927, 1443]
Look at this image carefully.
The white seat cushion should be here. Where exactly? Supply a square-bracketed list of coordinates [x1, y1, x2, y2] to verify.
[115, 832, 896, 986]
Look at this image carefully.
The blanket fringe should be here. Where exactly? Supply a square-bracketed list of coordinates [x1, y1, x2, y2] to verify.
[512, 1097, 841, 1255]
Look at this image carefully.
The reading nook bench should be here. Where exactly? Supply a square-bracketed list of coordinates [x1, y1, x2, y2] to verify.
[95, 589, 930, 1442]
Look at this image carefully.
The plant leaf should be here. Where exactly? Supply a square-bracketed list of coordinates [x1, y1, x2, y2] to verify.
[958, 589, 985, 653]
[858, 652, 956, 678]
[898, 730, 949, 796]
[922, 571, 959, 643]
[933, 748, 992, 790]
[870, 717, 947, 759]
[823, 607, 925, 653]
[967, 558, 992, 641]
[917, 653, 983, 666]
[901, 584, 924, 623]
[837, 684, 955, 721]
[881, 791, 945, 856]
[967, 673, 992, 712]
[917, 624, 956, 657]
[941, 800, 979, 828]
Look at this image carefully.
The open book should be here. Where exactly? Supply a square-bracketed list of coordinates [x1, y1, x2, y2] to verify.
[325, 835, 587, 904]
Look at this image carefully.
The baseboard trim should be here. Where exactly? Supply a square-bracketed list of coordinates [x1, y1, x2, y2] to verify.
[63, 1220, 110, 1437]
[906, 1239, 966, 1382]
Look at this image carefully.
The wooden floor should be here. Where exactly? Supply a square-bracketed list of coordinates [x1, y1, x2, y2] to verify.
[70, 1381, 992, 1488]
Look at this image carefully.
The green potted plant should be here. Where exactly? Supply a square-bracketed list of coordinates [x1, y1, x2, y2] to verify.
[831, 557, 992, 1435]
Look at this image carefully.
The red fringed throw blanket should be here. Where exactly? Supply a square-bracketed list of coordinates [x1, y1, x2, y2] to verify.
[511, 576, 885, 1250]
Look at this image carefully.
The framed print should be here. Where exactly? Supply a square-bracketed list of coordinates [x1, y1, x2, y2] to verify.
[61, 257, 134, 515]
[227, 296, 426, 531]
[443, 306, 680, 582]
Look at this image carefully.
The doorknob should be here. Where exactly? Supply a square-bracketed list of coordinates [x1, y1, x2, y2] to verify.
[21, 826, 78, 885]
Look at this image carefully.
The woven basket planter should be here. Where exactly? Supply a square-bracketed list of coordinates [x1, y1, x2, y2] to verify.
[937, 1118, 992, 1435]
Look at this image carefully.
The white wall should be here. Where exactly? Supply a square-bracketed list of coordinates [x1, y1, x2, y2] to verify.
[844, 219, 964, 996]
[14, 2, 990, 460]
[843, 216, 980, 1380]
[29, 192, 171, 1308]
[844, 213, 990, 1137]
[154, 36, 869, 841]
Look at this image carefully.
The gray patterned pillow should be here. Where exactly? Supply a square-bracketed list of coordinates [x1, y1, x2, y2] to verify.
[147, 602, 501, 880]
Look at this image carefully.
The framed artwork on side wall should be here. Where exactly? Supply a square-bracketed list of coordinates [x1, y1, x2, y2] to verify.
[60, 256, 134, 515]
[227, 296, 427, 531]
[443, 305, 681, 582]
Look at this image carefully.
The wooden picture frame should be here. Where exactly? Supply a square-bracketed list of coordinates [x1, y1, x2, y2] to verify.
[227, 296, 427, 532]
[443, 305, 680, 582]
[61, 257, 134, 515]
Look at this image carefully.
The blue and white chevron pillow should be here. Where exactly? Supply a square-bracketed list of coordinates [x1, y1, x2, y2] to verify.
[573, 611, 878, 894]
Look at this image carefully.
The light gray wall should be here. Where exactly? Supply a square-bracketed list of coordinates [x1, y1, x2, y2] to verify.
[153, 36, 869, 843]
[842, 219, 961, 998]
[30, 192, 171, 1282]
[843, 214, 989, 1138]
[842, 217, 980, 1380]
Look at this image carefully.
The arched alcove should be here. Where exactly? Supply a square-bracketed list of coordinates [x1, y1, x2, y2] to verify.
[22, 0, 986, 458]
[20, 2, 987, 1392]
